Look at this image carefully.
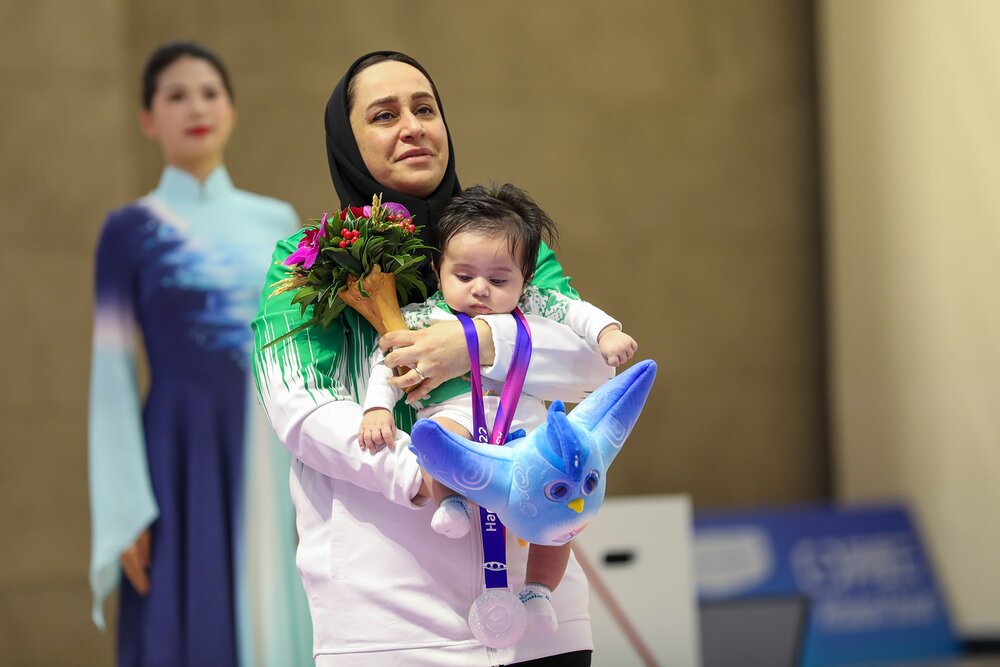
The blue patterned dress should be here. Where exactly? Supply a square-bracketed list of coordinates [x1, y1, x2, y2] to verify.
[88, 166, 312, 666]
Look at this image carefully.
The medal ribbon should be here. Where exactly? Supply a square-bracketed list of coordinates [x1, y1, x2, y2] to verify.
[455, 310, 532, 590]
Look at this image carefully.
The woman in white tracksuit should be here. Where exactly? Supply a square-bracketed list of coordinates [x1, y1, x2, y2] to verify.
[251, 51, 612, 666]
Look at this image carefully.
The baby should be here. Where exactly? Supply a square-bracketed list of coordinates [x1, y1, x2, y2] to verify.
[359, 183, 636, 632]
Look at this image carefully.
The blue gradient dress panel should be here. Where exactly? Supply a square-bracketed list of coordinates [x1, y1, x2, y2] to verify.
[88, 166, 311, 666]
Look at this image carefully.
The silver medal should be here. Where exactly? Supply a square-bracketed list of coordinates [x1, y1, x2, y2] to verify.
[468, 588, 527, 648]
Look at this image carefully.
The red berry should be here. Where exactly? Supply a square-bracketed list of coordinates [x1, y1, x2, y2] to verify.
[339, 240, 347, 248]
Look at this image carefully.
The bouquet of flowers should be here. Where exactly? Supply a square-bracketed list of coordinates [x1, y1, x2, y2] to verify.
[266, 194, 433, 347]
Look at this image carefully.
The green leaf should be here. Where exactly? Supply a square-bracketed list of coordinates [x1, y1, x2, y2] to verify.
[396, 256, 421, 273]
[260, 316, 319, 349]
[395, 274, 416, 295]
[317, 283, 337, 305]
[291, 287, 318, 305]
[319, 298, 347, 328]
[330, 249, 363, 274]
[388, 254, 410, 273]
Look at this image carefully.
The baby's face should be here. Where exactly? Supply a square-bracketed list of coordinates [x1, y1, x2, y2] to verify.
[437, 231, 526, 317]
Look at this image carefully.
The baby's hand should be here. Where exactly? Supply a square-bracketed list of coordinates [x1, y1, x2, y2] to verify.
[359, 408, 396, 454]
[598, 326, 637, 366]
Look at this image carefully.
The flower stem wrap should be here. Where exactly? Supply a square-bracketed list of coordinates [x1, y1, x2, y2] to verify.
[264, 195, 431, 354]
[339, 265, 408, 335]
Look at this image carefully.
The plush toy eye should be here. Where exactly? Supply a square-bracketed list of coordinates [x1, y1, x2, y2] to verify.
[545, 481, 570, 501]
[582, 471, 600, 495]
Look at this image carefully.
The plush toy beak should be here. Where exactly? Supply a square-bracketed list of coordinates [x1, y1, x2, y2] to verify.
[567, 498, 585, 513]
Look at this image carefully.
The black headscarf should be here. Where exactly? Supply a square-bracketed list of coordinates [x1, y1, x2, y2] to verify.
[325, 51, 461, 289]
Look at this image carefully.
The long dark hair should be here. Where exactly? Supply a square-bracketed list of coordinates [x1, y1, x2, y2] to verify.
[141, 41, 234, 109]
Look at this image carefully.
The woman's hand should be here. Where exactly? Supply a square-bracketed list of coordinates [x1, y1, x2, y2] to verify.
[120, 528, 151, 596]
[380, 319, 495, 404]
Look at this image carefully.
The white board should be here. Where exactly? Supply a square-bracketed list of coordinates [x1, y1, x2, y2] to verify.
[573, 495, 700, 667]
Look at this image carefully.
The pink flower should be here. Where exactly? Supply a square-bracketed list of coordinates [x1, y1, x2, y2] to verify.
[284, 213, 328, 269]
[362, 202, 410, 219]
[382, 202, 410, 219]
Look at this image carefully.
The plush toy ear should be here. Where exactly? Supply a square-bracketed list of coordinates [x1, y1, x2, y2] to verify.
[541, 403, 586, 483]
[568, 360, 657, 467]
[409, 419, 514, 511]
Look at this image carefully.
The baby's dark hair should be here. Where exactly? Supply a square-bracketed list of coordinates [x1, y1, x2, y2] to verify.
[433, 183, 559, 283]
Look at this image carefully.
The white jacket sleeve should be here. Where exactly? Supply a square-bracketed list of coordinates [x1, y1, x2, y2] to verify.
[363, 350, 403, 413]
[251, 238, 425, 508]
[517, 284, 621, 347]
[477, 313, 614, 403]
[285, 400, 428, 507]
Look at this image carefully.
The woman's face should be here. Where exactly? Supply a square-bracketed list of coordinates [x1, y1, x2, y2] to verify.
[140, 56, 235, 175]
[437, 231, 526, 317]
[348, 61, 449, 198]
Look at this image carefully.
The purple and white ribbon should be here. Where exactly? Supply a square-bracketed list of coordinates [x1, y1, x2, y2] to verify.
[456, 310, 532, 590]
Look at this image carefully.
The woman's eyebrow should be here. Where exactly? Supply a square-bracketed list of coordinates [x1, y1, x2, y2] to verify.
[160, 80, 220, 93]
[366, 95, 398, 111]
[366, 91, 435, 112]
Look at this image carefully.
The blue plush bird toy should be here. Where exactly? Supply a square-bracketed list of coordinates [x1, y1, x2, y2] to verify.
[409, 359, 657, 546]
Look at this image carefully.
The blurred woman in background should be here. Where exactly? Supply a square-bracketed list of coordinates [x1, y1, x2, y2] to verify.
[88, 41, 311, 666]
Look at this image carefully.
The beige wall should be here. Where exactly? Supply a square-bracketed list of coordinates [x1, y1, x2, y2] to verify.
[0, 1, 824, 663]
[819, 0, 1000, 637]
[0, 1, 135, 663]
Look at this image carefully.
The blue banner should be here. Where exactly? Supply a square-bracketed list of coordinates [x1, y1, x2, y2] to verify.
[694, 503, 960, 666]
